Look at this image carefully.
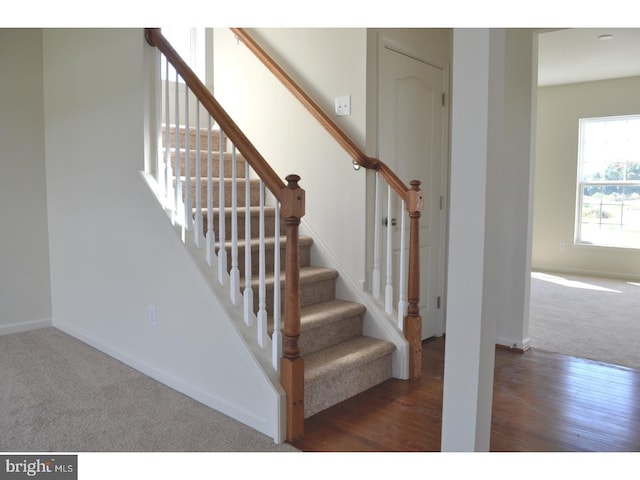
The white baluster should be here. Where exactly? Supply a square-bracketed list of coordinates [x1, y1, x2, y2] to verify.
[257, 181, 268, 348]
[385, 184, 394, 315]
[217, 130, 227, 285]
[229, 145, 241, 305]
[372, 172, 381, 299]
[194, 100, 203, 248]
[164, 59, 173, 209]
[205, 117, 216, 267]
[183, 87, 192, 231]
[243, 163, 254, 327]
[156, 55, 165, 197]
[397, 200, 408, 330]
[173, 69, 182, 225]
[272, 200, 282, 371]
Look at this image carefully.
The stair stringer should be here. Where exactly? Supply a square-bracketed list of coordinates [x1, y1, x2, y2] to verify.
[140, 171, 287, 444]
[298, 218, 410, 380]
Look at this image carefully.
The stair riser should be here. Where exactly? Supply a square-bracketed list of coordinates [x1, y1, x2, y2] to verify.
[200, 209, 279, 241]
[304, 353, 393, 418]
[299, 315, 363, 356]
[219, 241, 312, 275]
[252, 277, 337, 317]
[175, 179, 262, 209]
[163, 127, 227, 151]
[166, 149, 247, 178]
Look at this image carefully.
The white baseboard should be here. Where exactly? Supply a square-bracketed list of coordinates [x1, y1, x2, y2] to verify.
[0, 318, 52, 337]
[532, 264, 640, 282]
[495, 335, 531, 352]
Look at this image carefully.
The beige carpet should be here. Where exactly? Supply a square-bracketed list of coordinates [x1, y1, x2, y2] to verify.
[0, 328, 299, 452]
[529, 271, 640, 371]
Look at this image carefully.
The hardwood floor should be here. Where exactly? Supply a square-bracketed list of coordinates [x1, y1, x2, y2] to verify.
[290, 336, 640, 452]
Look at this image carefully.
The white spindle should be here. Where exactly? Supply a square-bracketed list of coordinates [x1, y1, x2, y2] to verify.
[385, 184, 394, 315]
[173, 69, 181, 225]
[205, 117, 216, 267]
[257, 181, 268, 348]
[243, 163, 254, 327]
[164, 59, 173, 207]
[372, 172, 382, 299]
[218, 130, 228, 286]
[272, 200, 282, 371]
[183, 87, 192, 231]
[156, 54, 165, 197]
[194, 101, 203, 248]
[397, 200, 407, 330]
[230, 145, 241, 305]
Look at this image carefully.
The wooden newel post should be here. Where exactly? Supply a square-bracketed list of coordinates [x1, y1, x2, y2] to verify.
[280, 174, 305, 441]
[405, 180, 423, 379]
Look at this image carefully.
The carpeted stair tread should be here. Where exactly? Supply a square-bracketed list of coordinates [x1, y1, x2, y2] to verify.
[296, 300, 366, 355]
[300, 300, 366, 332]
[167, 149, 246, 178]
[195, 206, 277, 216]
[221, 235, 313, 272]
[163, 124, 226, 149]
[252, 266, 338, 287]
[221, 235, 313, 251]
[303, 336, 395, 386]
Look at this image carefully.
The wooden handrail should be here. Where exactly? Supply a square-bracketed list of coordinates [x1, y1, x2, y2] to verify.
[145, 28, 287, 201]
[230, 28, 419, 209]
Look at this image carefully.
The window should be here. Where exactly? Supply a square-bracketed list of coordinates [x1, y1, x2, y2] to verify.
[160, 28, 206, 82]
[576, 115, 640, 249]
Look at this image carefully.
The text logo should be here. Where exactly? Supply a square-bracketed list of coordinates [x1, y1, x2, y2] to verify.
[1, 456, 77, 480]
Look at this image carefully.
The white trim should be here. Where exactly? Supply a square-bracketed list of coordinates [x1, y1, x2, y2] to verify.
[531, 264, 640, 282]
[495, 334, 531, 351]
[0, 318, 52, 337]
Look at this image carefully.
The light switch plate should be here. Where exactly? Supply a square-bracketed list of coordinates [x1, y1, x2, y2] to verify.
[335, 95, 351, 116]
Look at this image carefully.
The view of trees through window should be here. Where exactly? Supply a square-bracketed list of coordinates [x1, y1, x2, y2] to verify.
[578, 115, 640, 248]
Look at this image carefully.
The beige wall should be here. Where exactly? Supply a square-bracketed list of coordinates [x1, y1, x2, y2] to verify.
[0, 29, 52, 334]
[533, 76, 640, 279]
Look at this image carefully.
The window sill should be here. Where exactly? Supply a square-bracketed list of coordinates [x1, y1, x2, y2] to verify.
[573, 242, 640, 253]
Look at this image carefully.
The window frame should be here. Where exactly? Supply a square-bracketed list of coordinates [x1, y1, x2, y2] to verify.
[575, 114, 640, 250]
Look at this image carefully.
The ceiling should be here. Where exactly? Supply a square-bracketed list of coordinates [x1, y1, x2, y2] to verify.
[537, 28, 640, 87]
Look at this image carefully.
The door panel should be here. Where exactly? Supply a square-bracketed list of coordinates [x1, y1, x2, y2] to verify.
[379, 45, 446, 339]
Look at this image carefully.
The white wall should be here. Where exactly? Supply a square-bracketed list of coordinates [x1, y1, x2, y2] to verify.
[42, 28, 284, 443]
[0, 29, 52, 335]
[533, 76, 640, 279]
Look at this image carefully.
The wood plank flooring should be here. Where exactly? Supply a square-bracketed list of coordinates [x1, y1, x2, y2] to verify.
[290, 336, 640, 452]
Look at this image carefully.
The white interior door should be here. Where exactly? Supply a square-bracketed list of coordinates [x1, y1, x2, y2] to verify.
[378, 43, 447, 340]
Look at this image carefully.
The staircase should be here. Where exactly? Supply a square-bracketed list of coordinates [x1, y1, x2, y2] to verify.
[166, 124, 395, 418]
